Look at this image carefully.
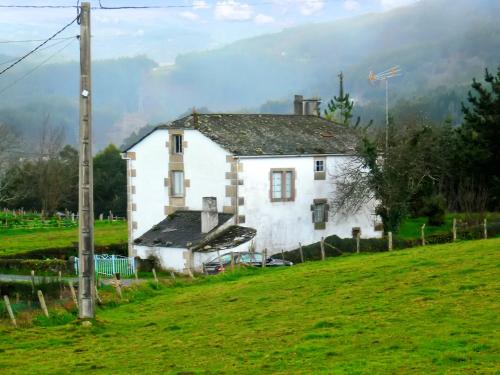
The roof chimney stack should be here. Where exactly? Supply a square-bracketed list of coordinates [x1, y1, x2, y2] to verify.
[294, 95, 304, 115]
[304, 97, 321, 116]
[201, 197, 218, 233]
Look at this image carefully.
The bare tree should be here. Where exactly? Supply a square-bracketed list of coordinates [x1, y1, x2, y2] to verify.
[0, 123, 21, 204]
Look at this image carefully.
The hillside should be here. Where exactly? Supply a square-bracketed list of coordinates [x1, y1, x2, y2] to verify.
[147, 0, 500, 119]
[1, 238, 498, 374]
[1, 0, 499, 149]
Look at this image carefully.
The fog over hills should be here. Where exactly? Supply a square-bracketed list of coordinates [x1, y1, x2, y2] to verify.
[0, 0, 499, 150]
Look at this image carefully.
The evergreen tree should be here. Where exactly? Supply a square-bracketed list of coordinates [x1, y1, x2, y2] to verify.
[458, 66, 500, 209]
[324, 72, 354, 126]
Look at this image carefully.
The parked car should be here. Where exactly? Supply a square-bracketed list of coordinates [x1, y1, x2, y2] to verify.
[203, 251, 293, 274]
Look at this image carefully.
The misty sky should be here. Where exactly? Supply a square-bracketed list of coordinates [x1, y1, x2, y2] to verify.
[1, 0, 418, 64]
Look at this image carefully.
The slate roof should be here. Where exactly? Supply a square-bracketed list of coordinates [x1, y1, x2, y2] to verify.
[133, 211, 255, 251]
[124, 114, 358, 156]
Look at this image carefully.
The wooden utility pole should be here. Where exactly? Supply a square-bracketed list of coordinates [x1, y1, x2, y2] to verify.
[78, 2, 95, 319]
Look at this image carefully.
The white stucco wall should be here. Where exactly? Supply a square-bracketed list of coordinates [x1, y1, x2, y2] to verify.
[128, 129, 169, 239]
[135, 245, 188, 272]
[135, 241, 254, 273]
[239, 155, 380, 254]
[182, 130, 231, 211]
[127, 129, 230, 244]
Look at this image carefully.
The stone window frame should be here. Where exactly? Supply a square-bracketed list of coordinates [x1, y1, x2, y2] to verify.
[172, 134, 183, 154]
[269, 168, 296, 202]
[171, 170, 185, 197]
[311, 198, 329, 230]
[314, 157, 326, 180]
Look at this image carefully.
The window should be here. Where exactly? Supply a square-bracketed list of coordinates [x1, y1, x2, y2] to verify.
[173, 135, 183, 154]
[172, 171, 184, 196]
[270, 169, 295, 202]
[311, 199, 329, 229]
[313, 203, 326, 223]
[314, 158, 326, 180]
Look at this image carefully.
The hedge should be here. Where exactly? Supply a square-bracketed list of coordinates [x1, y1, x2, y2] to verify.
[280, 221, 500, 263]
[0, 242, 128, 260]
[0, 259, 72, 275]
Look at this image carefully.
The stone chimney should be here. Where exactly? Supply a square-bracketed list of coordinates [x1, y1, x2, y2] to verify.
[201, 197, 218, 233]
[294, 95, 304, 115]
[304, 98, 321, 116]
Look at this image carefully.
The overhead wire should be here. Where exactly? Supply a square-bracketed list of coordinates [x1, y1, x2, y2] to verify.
[0, 35, 77, 44]
[0, 37, 77, 95]
[0, 37, 79, 66]
[0, 16, 78, 76]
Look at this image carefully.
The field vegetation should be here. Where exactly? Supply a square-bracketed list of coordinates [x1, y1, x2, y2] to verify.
[0, 221, 127, 257]
[0, 238, 497, 374]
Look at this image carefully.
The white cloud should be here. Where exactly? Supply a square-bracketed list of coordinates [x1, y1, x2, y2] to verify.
[298, 0, 325, 16]
[343, 0, 361, 11]
[254, 14, 275, 24]
[193, 0, 211, 9]
[380, 0, 417, 10]
[215, 1, 253, 21]
[180, 11, 200, 21]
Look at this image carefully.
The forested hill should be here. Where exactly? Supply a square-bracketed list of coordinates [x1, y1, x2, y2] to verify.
[1, 0, 499, 149]
[148, 0, 500, 119]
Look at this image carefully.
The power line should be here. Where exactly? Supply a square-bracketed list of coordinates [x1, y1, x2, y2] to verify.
[0, 4, 77, 8]
[0, 37, 77, 66]
[0, 37, 76, 95]
[0, 35, 77, 44]
[0, 16, 78, 76]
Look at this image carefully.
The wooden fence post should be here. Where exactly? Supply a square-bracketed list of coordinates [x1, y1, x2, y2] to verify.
[262, 249, 267, 268]
[170, 271, 176, 282]
[421, 224, 426, 246]
[152, 268, 159, 287]
[452, 218, 457, 242]
[95, 285, 103, 304]
[15, 292, 20, 304]
[69, 281, 78, 308]
[37, 290, 49, 318]
[484, 218, 488, 239]
[134, 269, 139, 281]
[356, 232, 360, 254]
[320, 237, 325, 261]
[30, 270, 35, 294]
[299, 243, 304, 263]
[58, 271, 63, 300]
[230, 252, 235, 272]
[113, 280, 123, 300]
[388, 231, 393, 251]
[3, 295, 17, 328]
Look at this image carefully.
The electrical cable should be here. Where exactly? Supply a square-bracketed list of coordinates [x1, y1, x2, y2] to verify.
[0, 37, 77, 95]
[0, 37, 77, 66]
[0, 16, 78, 76]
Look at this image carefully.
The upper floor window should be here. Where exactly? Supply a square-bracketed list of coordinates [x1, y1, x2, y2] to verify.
[315, 160, 325, 172]
[314, 157, 326, 180]
[171, 171, 184, 196]
[173, 134, 183, 154]
[270, 169, 295, 202]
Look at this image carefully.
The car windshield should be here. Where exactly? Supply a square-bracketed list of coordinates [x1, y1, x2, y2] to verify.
[209, 253, 232, 265]
[239, 253, 262, 263]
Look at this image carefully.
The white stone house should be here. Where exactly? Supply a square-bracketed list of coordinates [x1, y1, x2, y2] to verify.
[122, 96, 381, 273]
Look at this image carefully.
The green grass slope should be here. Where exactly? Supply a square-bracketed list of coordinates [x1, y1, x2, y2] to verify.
[1, 239, 499, 374]
[0, 221, 127, 257]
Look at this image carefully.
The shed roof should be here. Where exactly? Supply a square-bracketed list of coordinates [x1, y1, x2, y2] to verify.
[133, 211, 255, 251]
[124, 114, 358, 156]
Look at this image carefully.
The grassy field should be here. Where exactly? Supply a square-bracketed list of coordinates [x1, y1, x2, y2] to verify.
[0, 221, 127, 257]
[0, 238, 498, 374]
[397, 212, 500, 240]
